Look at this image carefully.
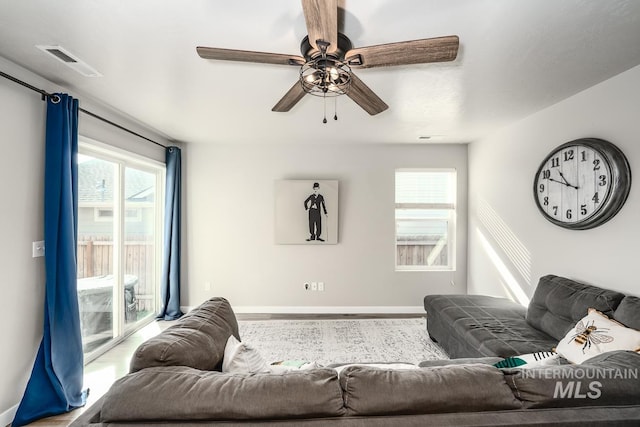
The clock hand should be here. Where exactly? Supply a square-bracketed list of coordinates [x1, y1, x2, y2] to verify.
[548, 177, 569, 186]
[548, 177, 579, 189]
[558, 171, 570, 185]
[558, 172, 579, 189]
[558, 171, 578, 188]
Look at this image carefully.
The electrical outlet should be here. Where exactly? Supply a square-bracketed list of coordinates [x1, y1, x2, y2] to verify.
[311, 282, 318, 291]
[318, 282, 324, 291]
[204, 281, 211, 291]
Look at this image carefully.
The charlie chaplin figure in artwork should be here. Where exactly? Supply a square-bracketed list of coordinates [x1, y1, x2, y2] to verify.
[303, 182, 328, 242]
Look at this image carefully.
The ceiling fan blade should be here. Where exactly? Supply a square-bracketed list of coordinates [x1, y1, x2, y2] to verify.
[345, 35, 459, 68]
[197, 46, 304, 66]
[272, 81, 306, 112]
[347, 72, 388, 116]
[301, 0, 338, 53]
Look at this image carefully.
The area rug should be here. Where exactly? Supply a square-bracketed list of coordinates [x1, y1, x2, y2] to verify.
[238, 318, 449, 366]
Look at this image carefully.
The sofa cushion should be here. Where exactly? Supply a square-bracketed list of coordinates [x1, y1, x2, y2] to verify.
[339, 364, 521, 416]
[503, 350, 640, 409]
[613, 296, 640, 330]
[100, 366, 346, 422]
[130, 297, 240, 372]
[425, 294, 557, 358]
[555, 308, 640, 364]
[526, 275, 625, 341]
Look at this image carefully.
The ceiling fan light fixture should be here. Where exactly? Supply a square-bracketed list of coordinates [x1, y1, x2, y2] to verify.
[300, 57, 351, 97]
[196, 1, 458, 118]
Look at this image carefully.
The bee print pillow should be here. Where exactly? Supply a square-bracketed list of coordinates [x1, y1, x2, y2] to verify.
[555, 308, 640, 364]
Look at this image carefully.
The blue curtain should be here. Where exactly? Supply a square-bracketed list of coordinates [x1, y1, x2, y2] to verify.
[157, 146, 184, 320]
[13, 94, 87, 426]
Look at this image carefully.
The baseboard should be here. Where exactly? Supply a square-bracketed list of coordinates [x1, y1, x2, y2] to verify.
[180, 305, 425, 315]
[231, 306, 425, 314]
[1, 403, 18, 427]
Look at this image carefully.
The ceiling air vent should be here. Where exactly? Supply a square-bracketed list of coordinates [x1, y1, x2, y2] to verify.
[36, 45, 102, 77]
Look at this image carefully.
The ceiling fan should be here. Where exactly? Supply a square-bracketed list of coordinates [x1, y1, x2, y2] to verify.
[196, 0, 459, 116]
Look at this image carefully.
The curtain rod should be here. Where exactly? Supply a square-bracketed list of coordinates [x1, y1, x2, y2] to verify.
[0, 70, 167, 149]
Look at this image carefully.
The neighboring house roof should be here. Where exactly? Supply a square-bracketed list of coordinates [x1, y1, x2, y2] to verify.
[79, 158, 155, 203]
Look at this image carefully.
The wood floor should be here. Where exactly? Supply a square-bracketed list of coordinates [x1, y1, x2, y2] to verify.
[24, 320, 175, 427]
[23, 313, 423, 426]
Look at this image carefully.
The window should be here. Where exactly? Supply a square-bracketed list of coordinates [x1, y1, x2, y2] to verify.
[77, 140, 164, 362]
[395, 169, 456, 271]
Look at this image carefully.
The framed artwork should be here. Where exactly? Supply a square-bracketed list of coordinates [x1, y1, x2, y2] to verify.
[275, 180, 338, 244]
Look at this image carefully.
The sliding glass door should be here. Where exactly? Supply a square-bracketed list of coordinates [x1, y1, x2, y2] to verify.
[123, 166, 159, 332]
[77, 155, 116, 355]
[77, 142, 164, 361]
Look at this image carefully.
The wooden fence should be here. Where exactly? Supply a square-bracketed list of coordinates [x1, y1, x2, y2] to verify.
[77, 235, 156, 312]
[397, 243, 448, 267]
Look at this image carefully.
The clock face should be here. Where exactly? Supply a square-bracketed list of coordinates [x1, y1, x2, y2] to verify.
[534, 138, 631, 230]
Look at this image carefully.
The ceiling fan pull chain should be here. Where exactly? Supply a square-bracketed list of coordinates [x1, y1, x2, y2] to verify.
[323, 93, 328, 123]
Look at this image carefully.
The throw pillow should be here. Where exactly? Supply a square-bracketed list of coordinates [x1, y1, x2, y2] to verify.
[493, 351, 560, 369]
[222, 335, 270, 374]
[555, 308, 640, 364]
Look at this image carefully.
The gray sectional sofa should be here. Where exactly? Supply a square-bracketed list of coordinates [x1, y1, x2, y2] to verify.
[71, 277, 640, 426]
[424, 274, 639, 358]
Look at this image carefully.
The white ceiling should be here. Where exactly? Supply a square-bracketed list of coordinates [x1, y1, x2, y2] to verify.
[1, 0, 640, 145]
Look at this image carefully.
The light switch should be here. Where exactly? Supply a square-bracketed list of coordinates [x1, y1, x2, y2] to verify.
[32, 241, 45, 258]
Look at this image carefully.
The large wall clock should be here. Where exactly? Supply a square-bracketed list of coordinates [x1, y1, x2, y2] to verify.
[533, 138, 631, 230]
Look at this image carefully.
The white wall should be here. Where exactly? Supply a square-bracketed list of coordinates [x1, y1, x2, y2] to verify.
[0, 56, 170, 425]
[184, 142, 468, 311]
[468, 64, 640, 301]
[0, 63, 47, 426]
